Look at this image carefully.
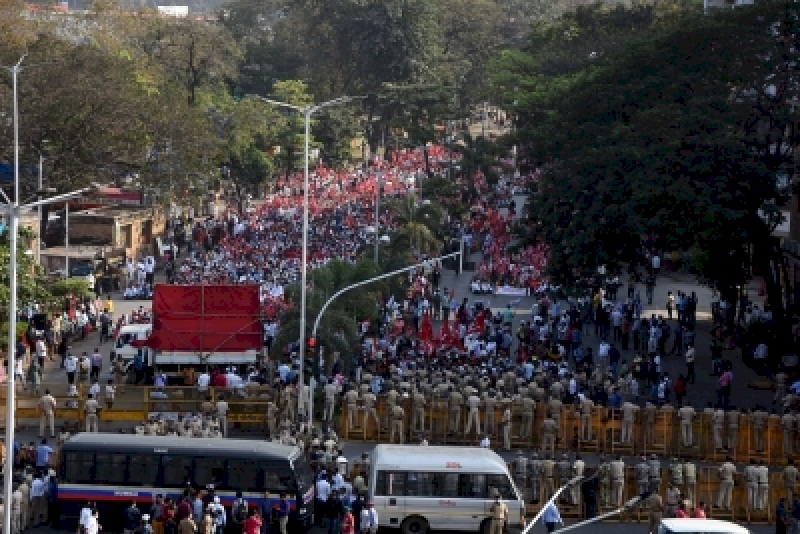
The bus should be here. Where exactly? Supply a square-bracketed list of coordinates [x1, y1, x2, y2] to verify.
[57, 433, 314, 532]
[368, 445, 525, 534]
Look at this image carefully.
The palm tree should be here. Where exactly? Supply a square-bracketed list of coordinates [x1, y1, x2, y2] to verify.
[388, 195, 444, 260]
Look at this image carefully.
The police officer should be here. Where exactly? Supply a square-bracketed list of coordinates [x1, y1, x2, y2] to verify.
[362, 391, 379, 432]
[465, 392, 481, 436]
[716, 457, 736, 511]
[85, 394, 100, 433]
[501, 405, 512, 451]
[579, 396, 594, 441]
[677, 402, 695, 447]
[683, 458, 697, 506]
[514, 451, 528, 489]
[620, 401, 638, 444]
[636, 455, 650, 497]
[745, 458, 758, 510]
[784, 458, 798, 504]
[783, 410, 796, 455]
[389, 404, 405, 444]
[609, 455, 625, 507]
[648, 454, 661, 494]
[571, 454, 585, 506]
[712, 407, 726, 451]
[756, 460, 769, 511]
[647, 492, 664, 534]
[541, 416, 557, 454]
[345, 388, 360, 430]
[751, 406, 769, 452]
[412, 388, 427, 433]
[727, 408, 740, 451]
[542, 454, 556, 501]
[530, 452, 543, 503]
[558, 454, 572, 503]
[597, 455, 611, 507]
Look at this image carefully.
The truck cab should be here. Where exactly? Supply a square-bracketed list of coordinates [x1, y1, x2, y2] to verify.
[111, 323, 152, 366]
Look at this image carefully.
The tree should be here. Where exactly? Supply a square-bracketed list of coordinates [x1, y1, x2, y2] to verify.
[387, 195, 445, 261]
[498, 2, 800, 356]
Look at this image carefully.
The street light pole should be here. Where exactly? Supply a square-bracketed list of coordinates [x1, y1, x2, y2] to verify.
[36, 153, 42, 264]
[248, 94, 362, 419]
[4, 55, 24, 534]
[65, 201, 69, 276]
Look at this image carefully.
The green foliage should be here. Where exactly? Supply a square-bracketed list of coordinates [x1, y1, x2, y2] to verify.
[497, 1, 795, 310]
[49, 279, 93, 299]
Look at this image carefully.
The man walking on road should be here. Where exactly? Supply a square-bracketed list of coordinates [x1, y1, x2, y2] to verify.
[38, 390, 56, 438]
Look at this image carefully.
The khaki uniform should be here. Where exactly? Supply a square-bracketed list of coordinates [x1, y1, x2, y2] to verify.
[514, 453, 528, 487]
[647, 493, 663, 534]
[363, 392, 379, 430]
[717, 461, 736, 510]
[390, 405, 405, 444]
[530, 455, 543, 503]
[465, 394, 482, 435]
[751, 410, 769, 452]
[756, 464, 769, 511]
[488, 501, 508, 534]
[521, 397, 536, 439]
[636, 459, 650, 496]
[266, 401, 278, 438]
[541, 417, 557, 453]
[598, 461, 611, 506]
[38, 393, 56, 438]
[683, 461, 697, 505]
[484, 395, 497, 433]
[345, 390, 360, 429]
[571, 458, 585, 505]
[609, 459, 624, 506]
[643, 403, 657, 445]
[785, 464, 798, 504]
[783, 412, 796, 455]
[542, 458, 556, 500]
[323, 382, 339, 422]
[648, 457, 661, 494]
[677, 405, 695, 447]
[621, 402, 638, 444]
[85, 398, 100, 432]
[501, 407, 512, 450]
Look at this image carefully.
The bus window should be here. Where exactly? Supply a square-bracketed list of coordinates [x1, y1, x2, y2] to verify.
[228, 459, 261, 492]
[194, 457, 225, 489]
[486, 474, 516, 500]
[162, 456, 192, 487]
[95, 453, 127, 484]
[406, 472, 436, 497]
[128, 454, 160, 486]
[461, 474, 487, 498]
[65, 452, 95, 484]
[435, 473, 459, 497]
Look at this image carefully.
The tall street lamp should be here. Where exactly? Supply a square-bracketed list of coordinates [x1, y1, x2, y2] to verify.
[374, 170, 383, 265]
[1, 55, 97, 534]
[249, 94, 362, 418]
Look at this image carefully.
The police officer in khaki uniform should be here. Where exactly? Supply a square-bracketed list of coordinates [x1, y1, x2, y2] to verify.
[266, 401, 278, 438]
[465, 393, 482, 436]
[501, 405, 512, 451]
[449, 388, 463, 434]
[677, 402, 695, 447]
[521, 396, 536, 439]
[85, 394, 100, 433]
[345, 389, 360, 430]
[643, 402, 657, 446]
[683, 458, 697, 506]
[390, 404, 405, 444]
[541, 416, 557, 454]
[488, 494, 508, 534]
[756, 460, 769, 511]
[542, 454, 556, 501]
[647, 492, 664, 534]
[636, 455, 650, 497]
[412, 388, 426, 433]
[751, 406, 769, 452]
[362, 391, 379, 431]
[610, 455, 625, 507]
[785, 458, 798, 504]
[597, 455, 611, 507]
[514, 451, 528, 488]
[571, 454, 585, 505]
[621, 401, 638, 444]
[484, 393, 497, 434]
[530, 452, 543, 503]
[716, 457, 736, 510]
[669, 458, 684, 490]
[648, 454, 661, 494]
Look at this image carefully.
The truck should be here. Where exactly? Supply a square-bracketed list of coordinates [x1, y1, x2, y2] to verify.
[131, 284, 264, 380]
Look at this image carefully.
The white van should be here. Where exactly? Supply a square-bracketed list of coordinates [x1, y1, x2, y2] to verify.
[111, 323, 152, 364]
[368, 445, 525, 534]
[658, 519, 751, 534]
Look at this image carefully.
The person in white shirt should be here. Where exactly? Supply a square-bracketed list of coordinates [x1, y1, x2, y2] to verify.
[79, 503, 93, 531]
[314, 476, 331, 526]
[360, 501, 378, 534]
[480, 435, 490, 448]
[197, 371, 210, 395]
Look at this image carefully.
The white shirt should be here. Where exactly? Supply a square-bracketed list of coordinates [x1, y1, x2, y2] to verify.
[332, 473, 345, 490]
[315, 478, 331, 501]
[79, 507, 92, 528]
[197, 373, 210, 390]
[86, 516, 100, 534]
[480, 437, 490, 448]
[65, 356, 77, 373]
[89, 383, 100, 397]
[361, 507, 378, 530]
[30, 478, 45, 499]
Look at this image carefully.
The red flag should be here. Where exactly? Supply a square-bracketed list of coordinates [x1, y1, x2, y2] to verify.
[419, 313, 433, 342]
[467, 313, 485, 335]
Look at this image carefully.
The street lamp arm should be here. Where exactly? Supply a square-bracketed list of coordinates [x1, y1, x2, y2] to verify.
[22, 184, 97, 210]
[311, 250, 461, 340]
[0, 188, 11, 205]
[246, 94, 302, 112]
[310, 95, 365, 114]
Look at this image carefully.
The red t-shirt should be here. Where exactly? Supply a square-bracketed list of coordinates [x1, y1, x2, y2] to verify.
[341, 512, 355, 534]
[243, 516, 262, 534]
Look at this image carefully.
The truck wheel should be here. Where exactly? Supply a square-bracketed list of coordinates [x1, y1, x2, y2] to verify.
[401, 516, 429, 534]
